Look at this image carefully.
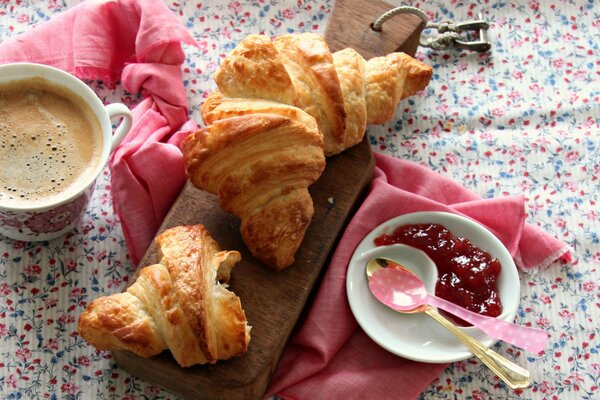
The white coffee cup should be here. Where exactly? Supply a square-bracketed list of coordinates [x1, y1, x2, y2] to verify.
[0, 63, 132, 241]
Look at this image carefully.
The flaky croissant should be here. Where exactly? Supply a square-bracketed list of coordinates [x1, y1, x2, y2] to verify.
[77, 225, 251, 367]
[182, 108, 325, 269]
[204, 33, 432, 156]
[181, 33, 431, 270]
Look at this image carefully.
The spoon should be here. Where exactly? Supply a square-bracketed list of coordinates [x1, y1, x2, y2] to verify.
[367, 257, 549, 353]
[366, 257, 532, 390]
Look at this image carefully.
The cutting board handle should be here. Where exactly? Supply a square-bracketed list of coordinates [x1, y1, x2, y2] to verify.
[325, 0, 426, 58]
[325, 0, 492, 58]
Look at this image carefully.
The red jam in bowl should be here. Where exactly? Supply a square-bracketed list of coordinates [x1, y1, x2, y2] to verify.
[374, 223, 503, 323]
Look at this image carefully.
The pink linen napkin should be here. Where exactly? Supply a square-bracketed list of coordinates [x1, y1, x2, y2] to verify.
[0, 0, 198, 264]
[266, 152, 571, 400]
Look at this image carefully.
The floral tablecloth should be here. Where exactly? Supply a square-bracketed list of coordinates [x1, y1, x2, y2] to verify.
[0, 0, 598, 399]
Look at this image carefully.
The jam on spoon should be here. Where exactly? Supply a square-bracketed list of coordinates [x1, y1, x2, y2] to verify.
[374, 223, 503, 323]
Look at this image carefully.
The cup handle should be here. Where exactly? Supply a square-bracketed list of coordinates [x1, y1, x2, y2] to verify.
[104, 103, 133, 153]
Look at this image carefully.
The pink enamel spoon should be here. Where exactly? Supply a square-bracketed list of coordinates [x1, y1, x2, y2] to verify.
[366, 257, 549, 353]
[365, 257, 537, 390]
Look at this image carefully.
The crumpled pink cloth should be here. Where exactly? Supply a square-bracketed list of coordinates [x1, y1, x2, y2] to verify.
[266, 152, 571, 400]
[0, 0, 197, 264]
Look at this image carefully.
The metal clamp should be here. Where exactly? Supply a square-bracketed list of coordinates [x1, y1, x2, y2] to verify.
[448, 16, 491, 52]
[424, 13, 491, 52]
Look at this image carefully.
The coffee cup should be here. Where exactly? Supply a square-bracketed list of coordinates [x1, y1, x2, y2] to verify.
[0, 63, 132, 241]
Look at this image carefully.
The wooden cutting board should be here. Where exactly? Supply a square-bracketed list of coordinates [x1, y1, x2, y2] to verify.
[112, 138, 374, 399]
[112, 1, 424, 397]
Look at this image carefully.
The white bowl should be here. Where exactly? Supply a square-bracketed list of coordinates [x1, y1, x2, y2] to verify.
[346, 211, 520, 363]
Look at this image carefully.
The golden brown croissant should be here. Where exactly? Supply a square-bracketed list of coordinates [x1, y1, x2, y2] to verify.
[77, 225, 251, 367]
[206, 32, 432, 156]
[182, 109, 325, 269]
[181, 33, 430, 270]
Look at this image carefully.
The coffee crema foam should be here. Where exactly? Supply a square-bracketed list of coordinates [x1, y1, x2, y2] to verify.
[0, 78, 103, 208]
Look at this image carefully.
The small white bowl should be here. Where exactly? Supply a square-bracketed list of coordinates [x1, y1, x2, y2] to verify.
[346, 211, 520, 363]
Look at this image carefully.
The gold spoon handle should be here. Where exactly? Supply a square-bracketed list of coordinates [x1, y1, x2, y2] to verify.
[424, 307, 531, 389]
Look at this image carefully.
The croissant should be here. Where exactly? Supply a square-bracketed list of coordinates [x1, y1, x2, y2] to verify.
[181, 33, 431, 270]
[77, 225, 251, 367]
[182, 107, 325, 269]
[204, 33, 432, 156]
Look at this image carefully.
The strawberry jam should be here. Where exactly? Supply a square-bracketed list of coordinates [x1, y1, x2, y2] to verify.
[374, 223, 502, 323]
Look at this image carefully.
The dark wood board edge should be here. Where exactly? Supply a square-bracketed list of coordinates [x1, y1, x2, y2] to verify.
[112, 138, 375, 399]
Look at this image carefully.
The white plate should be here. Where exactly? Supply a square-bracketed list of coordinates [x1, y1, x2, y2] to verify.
[346, 211, 520, 363]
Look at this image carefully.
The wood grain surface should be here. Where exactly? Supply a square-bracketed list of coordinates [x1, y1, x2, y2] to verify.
[113, 138, 375, 399]
[325, 0, 424, 59]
